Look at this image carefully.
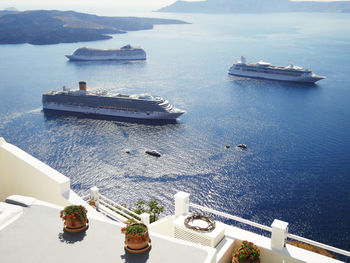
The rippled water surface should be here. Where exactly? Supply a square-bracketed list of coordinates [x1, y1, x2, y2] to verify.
[0, 12, 349, 251]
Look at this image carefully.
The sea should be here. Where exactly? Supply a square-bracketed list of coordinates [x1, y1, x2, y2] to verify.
[0, 11, 349, 252]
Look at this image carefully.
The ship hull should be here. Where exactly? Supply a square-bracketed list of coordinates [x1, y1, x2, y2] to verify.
[228, 69, 324, 83]
[42, 102, 183, 120]
[65, 55, 146, 61]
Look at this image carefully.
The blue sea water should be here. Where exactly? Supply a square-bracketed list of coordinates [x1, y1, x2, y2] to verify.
[0, 12, 350, 252]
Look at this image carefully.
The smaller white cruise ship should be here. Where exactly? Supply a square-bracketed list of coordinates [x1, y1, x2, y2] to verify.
[65, 45, 146, 61]
[228, 56, 325, 83]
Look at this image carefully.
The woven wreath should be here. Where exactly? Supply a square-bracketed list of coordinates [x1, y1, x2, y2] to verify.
[184, 213, 216, 232]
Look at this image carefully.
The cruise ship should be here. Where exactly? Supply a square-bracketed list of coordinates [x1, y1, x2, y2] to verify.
[42, 82, 185, 120]
[228, 56, 325, 83]
[65, 45, 146, 61]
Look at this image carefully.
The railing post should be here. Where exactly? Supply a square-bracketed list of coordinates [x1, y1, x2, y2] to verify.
[140, 213, 150, 225]
[174, 191, 190, 217]
[90, 186, 100, 209]
[271, 219, 288, 250]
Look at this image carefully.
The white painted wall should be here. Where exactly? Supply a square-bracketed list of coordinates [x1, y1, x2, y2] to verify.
[0, 138, 71, 206]
[148, 215, 175, 236]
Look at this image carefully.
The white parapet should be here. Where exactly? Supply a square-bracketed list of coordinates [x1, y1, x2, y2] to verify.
[271, 219, 289, 250]
[140, 212, 150, 225]
[0, 137, 71, 206]
[173, 215, 226, 248]
[174, 191, 190, 217]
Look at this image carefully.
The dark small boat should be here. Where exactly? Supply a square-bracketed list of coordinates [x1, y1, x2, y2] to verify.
[145, 150, 161, 157]
[236, 144, 247, 149]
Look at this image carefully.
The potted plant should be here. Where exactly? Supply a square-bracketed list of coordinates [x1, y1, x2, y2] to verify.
[122, 223, 151, 253]
[233, 240, 260, 263]
[60, 205, 88, 232]
[88, 198, 96, 208]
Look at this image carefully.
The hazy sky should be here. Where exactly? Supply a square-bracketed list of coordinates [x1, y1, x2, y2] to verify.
[1, 0, 175, 12]
[1, 0, 348, 14]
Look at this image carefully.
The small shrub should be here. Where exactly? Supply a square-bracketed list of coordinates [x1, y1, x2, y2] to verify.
[60, 205, 87, 222]
[233, 240, 260, 263]
[133, 200, 164, 223]
[121, 223, 148, 239]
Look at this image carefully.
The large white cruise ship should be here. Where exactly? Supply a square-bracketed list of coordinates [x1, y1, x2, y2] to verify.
[228, 56, 325, 83]
[42, 82, 185, 120]
[65, 45, 146, 61]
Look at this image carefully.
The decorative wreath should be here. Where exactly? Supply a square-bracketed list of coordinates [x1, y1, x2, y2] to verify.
[184, 213, 216, 232]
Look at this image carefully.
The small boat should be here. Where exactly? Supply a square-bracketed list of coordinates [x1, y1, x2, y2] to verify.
[236, 144, 247, 149]
[145, 150, 161, 157]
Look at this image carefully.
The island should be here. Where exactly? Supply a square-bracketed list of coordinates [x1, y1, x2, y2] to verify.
[157, 0, 350, 13]
[0, 10, 188, 45]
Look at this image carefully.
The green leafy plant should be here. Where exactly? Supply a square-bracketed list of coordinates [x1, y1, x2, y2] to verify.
[133, 200, 146, 215]
[133, 200, 164, 223]
[233, 240, 260, 263]
[60, 205, 87, 222]
[121, 223, 148, 240]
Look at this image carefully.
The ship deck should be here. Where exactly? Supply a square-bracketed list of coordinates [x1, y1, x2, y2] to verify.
[240, 63, 311, 72]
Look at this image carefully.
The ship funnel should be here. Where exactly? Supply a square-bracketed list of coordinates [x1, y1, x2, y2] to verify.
[79, 81, 87, 91]
[240, 56, 246, 64]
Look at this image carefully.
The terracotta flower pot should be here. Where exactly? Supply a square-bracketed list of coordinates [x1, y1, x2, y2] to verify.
[61, 205, 88, 233]
[65, 218, 87, 229]
[64, 217, 88, 233]
[123, 223, 151, 253]
[125, 231, 150, 250]
[232, 257, 257, 263]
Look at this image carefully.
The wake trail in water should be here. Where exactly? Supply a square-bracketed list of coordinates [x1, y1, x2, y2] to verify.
[0, 107, 42, 130]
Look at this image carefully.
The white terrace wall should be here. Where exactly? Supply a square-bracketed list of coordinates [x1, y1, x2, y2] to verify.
[0, 138, 71, 206]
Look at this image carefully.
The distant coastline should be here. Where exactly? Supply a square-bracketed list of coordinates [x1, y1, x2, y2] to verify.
[157, 0, 350, 13]
[0, 10, 188, 45]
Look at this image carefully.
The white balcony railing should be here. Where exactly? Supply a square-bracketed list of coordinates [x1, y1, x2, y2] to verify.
[190, 202, 272, 232]
[81, 187, 150, 225]
[82, 188, 350, 260]
[189, 202, 350, 258]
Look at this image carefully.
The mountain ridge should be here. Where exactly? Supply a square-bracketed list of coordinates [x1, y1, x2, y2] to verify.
[157, 0, 350, 13]
[0, 10, 188, 45]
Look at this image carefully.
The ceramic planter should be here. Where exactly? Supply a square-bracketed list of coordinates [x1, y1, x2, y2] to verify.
[124, 223, 151, 253]
[64, 217, 88, 233]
